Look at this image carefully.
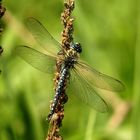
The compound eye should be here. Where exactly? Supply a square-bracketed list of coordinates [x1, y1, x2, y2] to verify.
[75, 43, 82, 53]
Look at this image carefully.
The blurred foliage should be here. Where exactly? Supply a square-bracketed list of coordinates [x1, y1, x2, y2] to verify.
[0, 0, 139, 140]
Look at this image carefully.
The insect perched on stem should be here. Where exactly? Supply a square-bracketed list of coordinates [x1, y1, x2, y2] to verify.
[15, 18, 124, 121]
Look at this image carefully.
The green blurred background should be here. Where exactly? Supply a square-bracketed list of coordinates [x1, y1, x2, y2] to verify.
[0, 0, 139, 140]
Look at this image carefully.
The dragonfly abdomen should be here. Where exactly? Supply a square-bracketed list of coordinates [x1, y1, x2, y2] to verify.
[48, 66, 69, 121]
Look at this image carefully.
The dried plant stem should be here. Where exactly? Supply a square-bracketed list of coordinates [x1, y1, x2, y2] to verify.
[46, 0, 75, 140]
[61, 0, 74, 50]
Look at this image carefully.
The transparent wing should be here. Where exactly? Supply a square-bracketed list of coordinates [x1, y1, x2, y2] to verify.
[68, 68, 108, 112]
[14, 46, 56, 73]
[75, 60, 125, 92]
[26, 17, 61, 55]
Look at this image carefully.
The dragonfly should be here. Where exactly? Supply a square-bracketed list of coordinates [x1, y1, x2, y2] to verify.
[15, 17, 124, 121]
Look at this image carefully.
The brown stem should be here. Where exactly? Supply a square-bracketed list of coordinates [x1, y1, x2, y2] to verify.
[46, 0, 75, 140]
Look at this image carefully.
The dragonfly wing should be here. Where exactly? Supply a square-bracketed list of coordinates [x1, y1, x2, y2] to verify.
[26, 17, 61, 55]
[68, 68, 108, 112]
[14, 46, 56, 73]
[75, 60, 125, 92]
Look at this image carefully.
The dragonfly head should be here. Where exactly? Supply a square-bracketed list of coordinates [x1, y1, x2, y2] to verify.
[71, 43, 82, 53]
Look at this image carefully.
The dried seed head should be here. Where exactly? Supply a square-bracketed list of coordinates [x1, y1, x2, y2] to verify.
[47, 0, 75, 140]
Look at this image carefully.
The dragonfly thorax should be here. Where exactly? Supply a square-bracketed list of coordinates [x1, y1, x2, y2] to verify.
[64, 43, 81, 67]
[64, 56, 76, 69]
